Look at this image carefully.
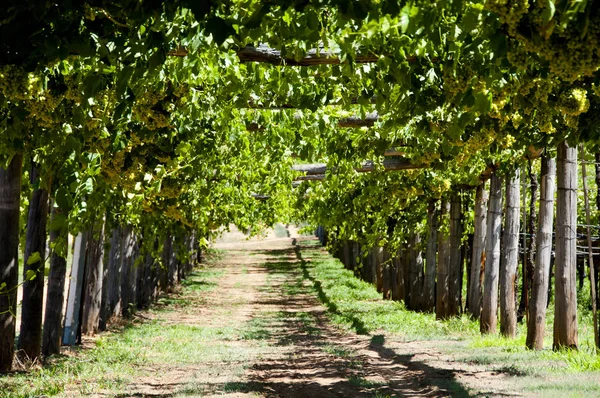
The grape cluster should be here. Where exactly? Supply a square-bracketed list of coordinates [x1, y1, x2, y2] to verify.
[132, 90, 173, 130]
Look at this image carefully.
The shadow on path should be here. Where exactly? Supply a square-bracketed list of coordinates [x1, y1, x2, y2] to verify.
[236, 235, 474, 398]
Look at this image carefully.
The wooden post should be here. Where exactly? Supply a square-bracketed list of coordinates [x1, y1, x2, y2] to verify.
[0, 154, 23, 372]
[342, 241, 351, 270]
[402, 241, 411, 304]
[408, 233, 424, 311]
[382, 256, 392, 300]
[42, 206, 68, 356]
[423, 201, 438, 312]
[391, 250, 402, 301]
[436, 199, 451, 320]
[63, 232, 87, 345]
[352, 241, 360, 277]
[448, 192, 463, 316]
[468, 184, 487, 319]
[168, 235, 177, 288]
[372, 247, 389, 293]
[138, 252, 153, 309]
[130, 234, 140, 308]
[500, 169, 521, 337]
[519, 159, 538, 323]
[481, 174, 503, 334]
[106, 227, 122, 321]
[595, 153, 600, 315]
[81, 216, 106, 335]
[160, 234, 171, 292]
[580, 146, 599, 350]
[526, 156, 556, 349]
[19, 164, 50, 361]
[120, 226, 135, 317]
[554, 140, 578, 350]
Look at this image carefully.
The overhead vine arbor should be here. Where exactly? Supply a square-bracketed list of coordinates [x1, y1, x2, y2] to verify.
[1, 0, 600, 373]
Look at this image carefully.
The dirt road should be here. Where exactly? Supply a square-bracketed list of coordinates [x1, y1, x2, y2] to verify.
[113, 226, 525, 397]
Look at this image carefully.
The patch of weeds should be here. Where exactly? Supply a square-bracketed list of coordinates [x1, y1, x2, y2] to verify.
[223, 381, 257, 393]
[174, 381, 207, 396]
[240, 313, 284, 341]
[370, 335, 385, 345]
[373, 393, 392, 398]
[348, 375, 385, 389]
[203, 248, 226, 261]
[321, 344, 355, 357]
[296, 311, 321, 336]
[282, 279, 308, 296]
[541, 347, 600, 372]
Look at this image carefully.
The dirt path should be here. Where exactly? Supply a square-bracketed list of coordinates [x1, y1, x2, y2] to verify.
[113, 226, 520, 397]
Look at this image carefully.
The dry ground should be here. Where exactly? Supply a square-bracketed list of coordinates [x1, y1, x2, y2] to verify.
[99, 225, 536, 398]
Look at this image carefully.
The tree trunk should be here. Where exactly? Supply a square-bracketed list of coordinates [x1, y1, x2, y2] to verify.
[42, 206, 68, 356]
[161, 234, 171, 292]
[468, 184, 488, 319]
[526, 156, 556, 349]
[391, 250, 403, 301]
[580, 146, 599, 350]
[519, 160, 538, 323]
[554, 140, 578, 350]
[120, 226, 135, 317]
[352, 241, 360, 278]
[63, 232, 88, 345]
[595, 153, 600, 314]
[436, 199, 451, 320]
[130, 234, 139, 308]
[81, 216, 106, 335]
[342, 241, 351, 270]
[402, 241, 411, 304]
[481, 173, 503, 334]
[375, 247, 383, 292]
[150, 238, 160, 301]
[500, 169, 521, 337]
[408, 233, 423, 311]
[138, 252, 153, 309]
[423, 201, 438, 312]
[382, 259, 392, 300]
[0, 154, 23, 372]
[167, 235, 177, 289]
[106, 227, 122, 322]
[99, 234, 110, 332]
[19, 164, 50, 361]
[448, 192, 463, 317]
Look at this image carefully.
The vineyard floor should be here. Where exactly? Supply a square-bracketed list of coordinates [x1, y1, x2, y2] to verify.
[3, 226, 600, 397]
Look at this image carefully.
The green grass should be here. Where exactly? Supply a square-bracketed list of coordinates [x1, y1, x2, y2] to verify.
[321, 344, 355, 357]
[299, 241, 479, 340]
[0, 264, 264, 398]
[295, 238, 600, 395]
[347, 375, 385, 389]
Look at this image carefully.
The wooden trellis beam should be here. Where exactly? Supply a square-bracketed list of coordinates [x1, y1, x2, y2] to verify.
[245, 96, 377, 109]
[169, 45, 429, 65]
[236, 45, 379, 66]
[246, 112, 378, 131]
[293, 157, 418, 176]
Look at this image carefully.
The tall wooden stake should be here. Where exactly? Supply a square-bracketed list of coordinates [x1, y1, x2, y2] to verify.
[554, 140, 578, 350]
[500, 169, 521, 337]
[580, 145, 599, 350]
[481, 173, 503, 334]
[468, 184, 487, 319]
[526, 155, 556, 350]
